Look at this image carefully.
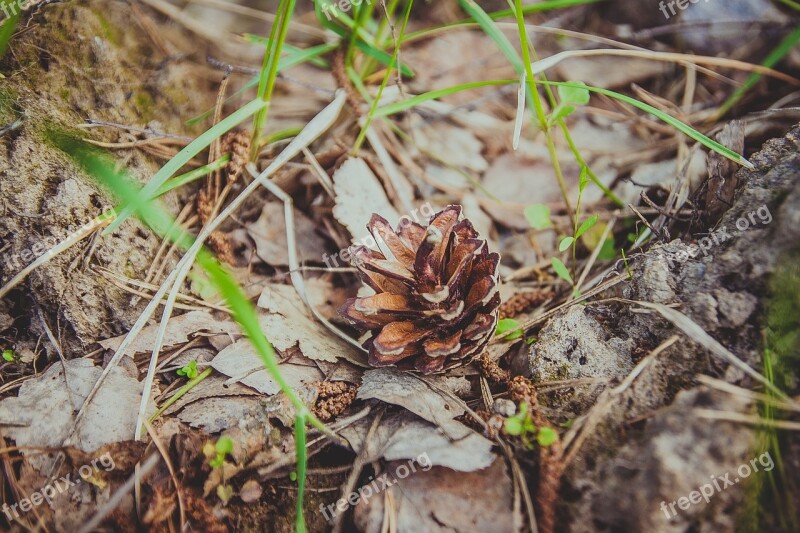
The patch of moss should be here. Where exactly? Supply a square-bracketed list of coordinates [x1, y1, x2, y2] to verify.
[91, 9, 122, 46]
[134, 91, 155, 121]
[737, 250, 800, 533]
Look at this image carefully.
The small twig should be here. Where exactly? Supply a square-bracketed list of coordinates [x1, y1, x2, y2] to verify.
[142, 419, 186, 530]
[78, 453, 161, 533]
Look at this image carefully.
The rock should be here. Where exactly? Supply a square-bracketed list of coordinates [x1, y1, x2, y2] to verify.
[529, 306, 633, 383]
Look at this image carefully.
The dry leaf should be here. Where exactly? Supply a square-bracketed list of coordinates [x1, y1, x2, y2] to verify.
[0, 359, 150, 465]
[210, 337, 324, 395]
[340, 410, 496, 472]
[257, 283, 356, 363]
[333, 157, 400, 244]
[353, 459, 516, 533]
[246, 201, 328, 266]
[98, 310, 238, 355]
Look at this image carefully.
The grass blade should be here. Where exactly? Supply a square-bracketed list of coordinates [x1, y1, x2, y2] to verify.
[50, 134, 327, 531]
[373, 79, 515, 117]
[459, 0, 522, 73]
[105, 98, 267, 234]
[536, 80, 754, 169]
[0, 9, 20, 58]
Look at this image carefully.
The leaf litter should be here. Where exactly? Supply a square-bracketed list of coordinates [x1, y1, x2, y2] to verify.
[1, 1, 798, 532]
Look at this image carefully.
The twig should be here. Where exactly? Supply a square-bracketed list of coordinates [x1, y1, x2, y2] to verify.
[77, 453, 161, 533]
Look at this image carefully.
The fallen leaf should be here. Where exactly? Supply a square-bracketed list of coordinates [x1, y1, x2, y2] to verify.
[409, 118, 488, 173]
[210, 337, 325, 394]
[0, 359, 151, 468]
[353, 458, 516, 533]
[333, 157, 400, 245]
[98, 310, 238, 355]
[357, 369, 478, 440]
[340, 410, 496, 472]
[177, 397, 262, 433]
[246, 201, 328, 266]
[257, 283, 357, 363]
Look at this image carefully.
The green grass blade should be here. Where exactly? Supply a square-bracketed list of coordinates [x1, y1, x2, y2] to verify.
[373, 79, 515, 117]
[0, 9, 20, 58]
[459, 0, 522, 73]
[403, 0, 599, 43]
[187, 43, 335, 127]
[352, 0, 414, 153]
[252, 0, 297, 154]
[294, 414, 308, 533]
[105, 98, 267, 234]
[536, 80, 754, 169]
[50, 134, 324, 530]
[488, 0, 600, 19]
[716, 26, 800, 118]
[354, 39, 414, 77]
[154, 155, 230, 197]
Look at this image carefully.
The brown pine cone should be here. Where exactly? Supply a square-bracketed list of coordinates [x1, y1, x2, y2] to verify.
[340, 205, 501, 374]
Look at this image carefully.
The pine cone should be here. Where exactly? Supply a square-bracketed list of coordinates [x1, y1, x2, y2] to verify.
[340, 205, 501, 374]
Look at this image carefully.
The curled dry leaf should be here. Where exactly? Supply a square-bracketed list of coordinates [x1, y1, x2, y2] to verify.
[97, 310, 239, 355]
[340, 205, 501, 373]
[340, 410, 495, 472]
[210, 338, 324, 395]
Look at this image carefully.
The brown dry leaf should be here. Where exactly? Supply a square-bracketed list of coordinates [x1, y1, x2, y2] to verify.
[0, 359, 150, 465]
[402, 31, 512, 104]
[177, 397, 262, 433]
[353, 459, 516, 533]
[257, 283, 357, 363]
[97, 310, 238, 355]
[340, 410, 496, 472]
[357, 369, 480, 440]
[333, 157, 400, 244]
[210, 337, 324, 395]
[245, 201, 328, 266]
[409, 118, 488, 173]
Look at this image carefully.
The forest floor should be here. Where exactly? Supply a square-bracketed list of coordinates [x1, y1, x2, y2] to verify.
[0, 0, 799, 532]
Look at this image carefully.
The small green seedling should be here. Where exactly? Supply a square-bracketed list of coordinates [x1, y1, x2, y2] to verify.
[546, 81, 590, 128]
[217, 484, 234, 504]
[209, 436, 234, 469]
[505, 402, 559, 449]
[495, 318, 524, 341]
[524, 204, 553, 230]
[177, 360, 199, 379]
[2, 349, 16, 362]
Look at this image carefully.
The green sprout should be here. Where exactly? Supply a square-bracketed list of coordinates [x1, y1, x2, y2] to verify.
[495, 318, 524, 341]
[2, 349, 16, 362]
[209, 436, 234, 469]
[504, 402, 559, 449]
[176, 360, 199, 379]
